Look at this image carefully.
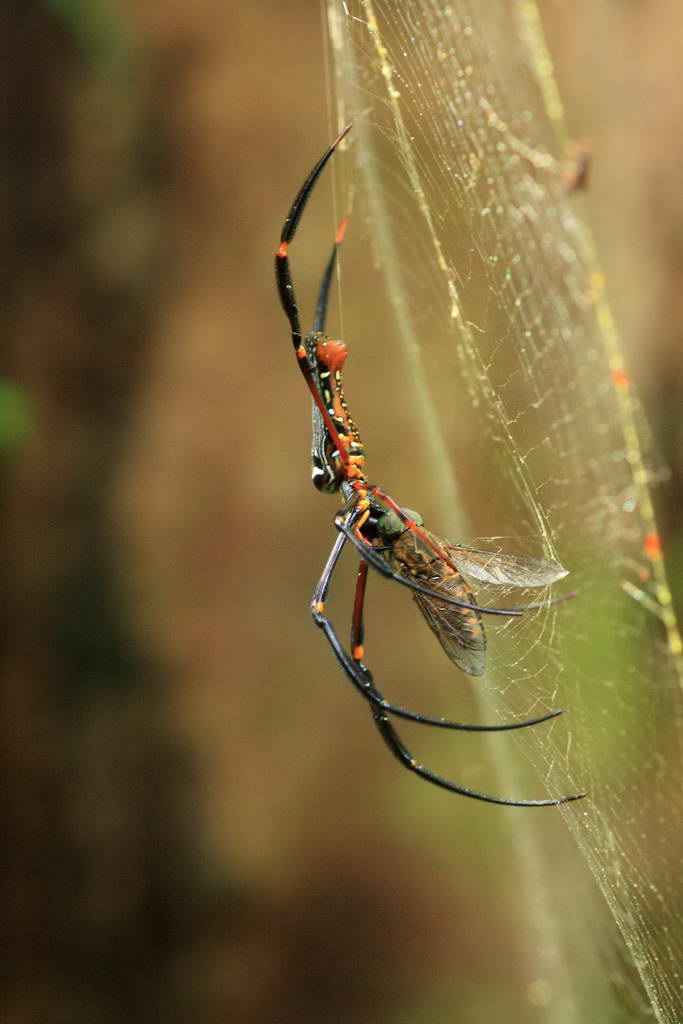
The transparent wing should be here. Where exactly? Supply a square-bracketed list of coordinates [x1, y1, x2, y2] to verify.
[443, 544, 568, 588]
[412, 583, 487, 678]
[386, 527, 487, 676]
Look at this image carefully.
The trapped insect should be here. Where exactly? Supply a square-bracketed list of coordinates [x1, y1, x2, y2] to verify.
[275, 124, 584, 807]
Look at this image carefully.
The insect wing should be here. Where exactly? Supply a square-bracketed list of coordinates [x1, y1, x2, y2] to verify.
[387, 527, 487, 676]
[413, 587, 487, 677]
[444, 545, 568, 588]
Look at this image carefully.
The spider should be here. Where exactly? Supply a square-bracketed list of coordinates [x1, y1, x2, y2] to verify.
[275, 124, 585, 807]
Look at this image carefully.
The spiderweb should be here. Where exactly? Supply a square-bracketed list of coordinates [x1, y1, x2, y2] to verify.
[325, 2, 683, 1021]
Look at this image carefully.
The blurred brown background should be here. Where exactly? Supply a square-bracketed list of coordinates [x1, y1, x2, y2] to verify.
[2, 2, 682, 1022]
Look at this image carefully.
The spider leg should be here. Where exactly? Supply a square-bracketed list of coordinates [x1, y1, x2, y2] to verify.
[349, 558, 368, 665]
[275, 126, 357, 478]
[366, 484, 576, 617]
[311, 511, 566, 733]
[313, 216, 349, 333]
[279, 125, 351, 254]
[275, 123, 351, 352]
[370, 705, 587, 807]
[335, 513, 524, 617]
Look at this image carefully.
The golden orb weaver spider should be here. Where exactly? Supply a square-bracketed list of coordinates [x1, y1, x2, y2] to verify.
[275, 125, 584, 807]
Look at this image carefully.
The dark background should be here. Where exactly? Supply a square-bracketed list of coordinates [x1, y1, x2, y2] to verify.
[2, 2, 682, 1022]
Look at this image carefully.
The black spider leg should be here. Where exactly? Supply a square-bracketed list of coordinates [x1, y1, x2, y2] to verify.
[311, 505, 566, 733]
[276, 124, 352, 353]
[319, 515, 584, 806]
[365, 485, 578, 615]
[281, 124, 352, 257]
[370, 704, 586, 807]
[313, 220, 343, 333]
[275, 126, 356, 470]
[335, 513, 524, 617]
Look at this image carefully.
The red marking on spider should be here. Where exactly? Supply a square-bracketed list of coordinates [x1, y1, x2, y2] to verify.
[317, 338, 348, 372]
[336, 216, 350, 245]
[611, 367, 630, 391]
[644, 532, 662, 560]
[277, 242, 289, 259]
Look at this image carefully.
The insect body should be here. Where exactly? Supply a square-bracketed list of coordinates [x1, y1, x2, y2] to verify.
[275, 125, 584, 807]
[375, 505, 568, 676]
